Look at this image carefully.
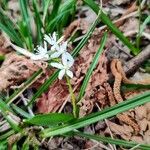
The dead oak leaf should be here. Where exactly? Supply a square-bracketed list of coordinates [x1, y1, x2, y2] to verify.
[0, 52, 45, 91]
[105, 121, 134, 141]
[37, 80, 69, 113]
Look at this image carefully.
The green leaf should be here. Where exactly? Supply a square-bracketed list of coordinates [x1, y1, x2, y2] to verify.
[0, 140, 8, 150]
[32, 0, 43, 43]
[0, 130, 15, 141]
[84, 0, 138, 55]
[27, 70, 59, 106]
[19, 0, 33, 50]
[12, 143, 17, 150]
[78, 32, 107, 101]
[0, 9, 23, 47]
[46, 0, 75, 33]
[0, 99, 21, 132]
[57, 0, 76, 35]
[121, 83, 150, 92]
[24, 113, 74, 126]
[139, 15, 150, 36]
[74, 131, 150, 150]
[22, 137, 30, 150]
[0, 55, 5, 61]
[11, 104, 32, 119]
[49, 0, 62, 20]
[43, 0, 52, 23]
[45, 9, 72, 33]
[0, 98, 12, 113]
[41, 91, 150, 137]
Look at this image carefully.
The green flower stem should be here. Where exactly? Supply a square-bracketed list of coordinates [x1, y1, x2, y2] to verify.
[66, 75, 77, 118]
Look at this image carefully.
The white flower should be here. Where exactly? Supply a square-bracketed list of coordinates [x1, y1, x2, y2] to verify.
[50, 41, 73, 63]
[50, 54, 74, 80]
[44, 32, 59, 51]
[50, 41, 66, 58]
[31, 41, 49, 61]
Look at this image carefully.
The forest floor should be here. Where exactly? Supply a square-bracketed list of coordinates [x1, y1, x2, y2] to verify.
[0, 0, 150, 149]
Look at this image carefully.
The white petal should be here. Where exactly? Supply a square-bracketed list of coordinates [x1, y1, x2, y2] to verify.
[44, 41, 47, 50]
[50, 62, 64, 69]
[51, 44, 59, 51]
[43, 54, 50, 60]
[66, 52, 74, 67]
[11, 43, 32, 57]
[66, 70, 73, 78]
[50, 51, 61, 58]
[62, 52, 74, 67]
[53, 32, 57, 41]
[58, 69, 65, 80]
[37, 45, 47, 54]
[62, 53, 68, 66]
[57, 36, 64, 43]
[44, 34, 53, 45]
[31, 54, 44, 60]
[60, 41, 67, 52]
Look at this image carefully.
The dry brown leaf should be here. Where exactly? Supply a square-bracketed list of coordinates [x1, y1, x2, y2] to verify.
[105, 121, 134, 140]
[79, 99, 94, 117]
[64, 19, 88, 40]
[37, 80, 69, 113]
[0, 52, 45, 91]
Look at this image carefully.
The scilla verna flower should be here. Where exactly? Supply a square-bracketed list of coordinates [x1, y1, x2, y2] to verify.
[50, 41, 73, 61]
[44, 32, 59, 51]
[11, 31, 74, 80]
[31, 41, 50, 61]
[50, 53, 74, 79]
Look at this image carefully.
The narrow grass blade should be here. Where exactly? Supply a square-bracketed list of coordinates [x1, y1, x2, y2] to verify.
[27, 70, 59, 106]
[57, 0, 76, 35]
[139, 15, 150, 36]
[19, 0, 33, 50]
[0, 0, 9, 9]
[0, 98, 12, 112]
[27, 14, 100, 106]
[0, 99, 21, 132]
[0, 130, 15, 141]
[0, 9, 23, 47]
[49, 0, 62, 20]
[46, 0, 75, 33]
[45, 9, 72, 33]
[24, 113, 74, 126]
[0, 55, 5, 61]
[41, 91, 150, 137]
[74, 131, 150, 150]
[11, 104, 32, 119]
[6, 69, 43, 105]
[121, 83, 150, 92]
[84, 0, 138, 55]
[42, 0, 52, 23]
[78, 32, 107, 102]
[32, 0, 43, 43]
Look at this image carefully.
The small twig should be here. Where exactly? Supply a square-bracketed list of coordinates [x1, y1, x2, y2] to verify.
[124, 45, 150, 76]
[124, 30, 150, 40]
[20, 95, 34, 117]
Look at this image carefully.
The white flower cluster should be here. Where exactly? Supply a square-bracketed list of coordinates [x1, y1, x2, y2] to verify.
[31, 32, 74, 80]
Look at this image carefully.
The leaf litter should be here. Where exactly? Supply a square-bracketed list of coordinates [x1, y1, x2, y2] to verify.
[0, 0, 150, 149]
